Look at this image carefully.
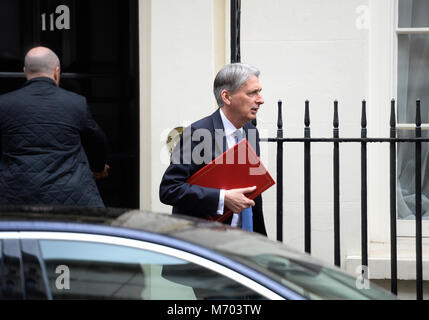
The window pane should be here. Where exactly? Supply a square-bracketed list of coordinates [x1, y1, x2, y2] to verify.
[398, 0, 429, 28]
[397, 130, 429, 220]
[397, 34, 429, 123]
[39, 240, 266, 300]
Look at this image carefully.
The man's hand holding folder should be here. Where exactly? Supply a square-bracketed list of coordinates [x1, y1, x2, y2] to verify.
[224, 186, 256, 213]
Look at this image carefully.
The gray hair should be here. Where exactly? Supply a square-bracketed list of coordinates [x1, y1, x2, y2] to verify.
[213, 63, 260, 107]
[24, 47, 60, 75]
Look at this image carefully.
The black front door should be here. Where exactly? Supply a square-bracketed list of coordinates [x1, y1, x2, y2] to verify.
[0, 0, 140, 208]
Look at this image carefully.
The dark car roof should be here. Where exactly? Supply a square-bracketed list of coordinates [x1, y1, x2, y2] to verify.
[0, 205, 315, 263]
[0, 205, 231, 234]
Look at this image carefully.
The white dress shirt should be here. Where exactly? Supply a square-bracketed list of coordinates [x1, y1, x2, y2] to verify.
[217, 108, 244, 227]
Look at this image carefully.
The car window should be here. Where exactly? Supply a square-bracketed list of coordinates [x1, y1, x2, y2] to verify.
[0, 239, 25, 299]
[38, 240, 266, 300]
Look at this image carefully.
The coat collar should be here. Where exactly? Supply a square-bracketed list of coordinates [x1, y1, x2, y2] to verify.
[211, 108, 227, 156]
[23, 77, 57, 88]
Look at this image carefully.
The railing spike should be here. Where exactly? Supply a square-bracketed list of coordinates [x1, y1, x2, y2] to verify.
[277, 100, 283, 136]
[333, 100, 339, 129]
[361, 100, 367, 129]
[390, 99, 396, 128]
[305, 100, 310, 127]
[416, 99, 421, 127]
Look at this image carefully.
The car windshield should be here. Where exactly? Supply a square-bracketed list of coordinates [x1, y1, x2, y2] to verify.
[218, 238, 395, 300]
[170, 228, 395, 300]
[232, 253, 390, 300]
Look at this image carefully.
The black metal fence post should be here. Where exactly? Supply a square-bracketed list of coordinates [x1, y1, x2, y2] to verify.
[277, 100, 284, 242]
[415, 100, 423, 300]
[390, 99, 398, 295]
[304, 101, 311, 254]
[361, 101, 368, 268]
[333, 101, 341, 267]
[230, 0, 241, 63]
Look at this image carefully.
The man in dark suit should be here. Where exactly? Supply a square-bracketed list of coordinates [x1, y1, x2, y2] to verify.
[0, 46, 109, 207]
[159, 63, 267, 235]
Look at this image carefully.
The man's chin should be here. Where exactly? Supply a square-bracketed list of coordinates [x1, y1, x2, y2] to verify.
[248, 113, 257, 120]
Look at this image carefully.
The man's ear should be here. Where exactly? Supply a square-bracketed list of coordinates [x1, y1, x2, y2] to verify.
[221, 90, 232, 106]
[53, 66, 61, 85]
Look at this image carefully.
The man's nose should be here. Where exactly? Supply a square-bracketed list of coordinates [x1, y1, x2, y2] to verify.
[256, 93, 264, 104]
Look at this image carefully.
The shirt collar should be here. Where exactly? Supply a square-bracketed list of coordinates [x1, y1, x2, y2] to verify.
[219, 108, 243, 137]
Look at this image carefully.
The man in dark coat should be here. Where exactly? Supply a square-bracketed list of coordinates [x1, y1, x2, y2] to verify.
[0, 47, 109, 207]
[159, 63, 267, 236]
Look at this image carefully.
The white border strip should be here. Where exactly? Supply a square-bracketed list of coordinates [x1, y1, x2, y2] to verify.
[0, 231, 284, 300]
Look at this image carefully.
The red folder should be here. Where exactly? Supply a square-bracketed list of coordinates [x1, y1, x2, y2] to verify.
[186, 139, 275, 222]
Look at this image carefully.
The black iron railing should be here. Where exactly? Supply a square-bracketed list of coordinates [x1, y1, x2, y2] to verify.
[260, 99, 427, 300]
[230, 0, 241, 64]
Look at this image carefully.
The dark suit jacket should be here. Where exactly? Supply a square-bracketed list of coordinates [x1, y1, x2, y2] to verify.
[159, 108, 267, 236]
[0, 77, 108, 206]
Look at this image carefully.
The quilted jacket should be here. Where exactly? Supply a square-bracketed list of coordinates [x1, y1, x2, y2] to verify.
[0, 77, 108, 207]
